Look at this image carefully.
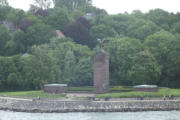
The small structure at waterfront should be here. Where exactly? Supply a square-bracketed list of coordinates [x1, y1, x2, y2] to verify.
[44, 84, 67, 94]
[133, 85, 158, 92]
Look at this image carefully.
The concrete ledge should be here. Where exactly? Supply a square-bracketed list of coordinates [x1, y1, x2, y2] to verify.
[0, 97, 180, 113]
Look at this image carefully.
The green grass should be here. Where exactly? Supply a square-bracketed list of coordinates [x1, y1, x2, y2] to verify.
[1, 87, 180, 99]
[168, 89, 180, 96]
[96, 87, 180, 98]
[0, 91, 65, 99]
[68, 86, 133, 92]
[110, 86, 133, 92]
[68, 87, 93, 91]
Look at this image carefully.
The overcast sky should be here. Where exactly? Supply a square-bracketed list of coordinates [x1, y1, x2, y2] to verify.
[8, 0, 180, 14]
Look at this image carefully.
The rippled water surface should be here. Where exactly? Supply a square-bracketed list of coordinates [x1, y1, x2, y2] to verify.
[0, 110, 180, 120]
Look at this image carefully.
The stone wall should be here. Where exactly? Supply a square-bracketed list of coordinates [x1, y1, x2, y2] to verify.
[0, 97, 180, 113]
[44, 84, 67, 94]
[134, 88, 158, 92]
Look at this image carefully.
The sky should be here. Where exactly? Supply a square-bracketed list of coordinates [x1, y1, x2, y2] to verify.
[8, 0, 180, 14]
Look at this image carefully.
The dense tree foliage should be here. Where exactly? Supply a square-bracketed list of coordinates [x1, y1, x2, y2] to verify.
[90, 24, 118, 40]
[0, 6, 10, 21]
[65, 17, 94, 48]
[46, 7, 71, 32]
[0, 3, 180, 91]
[0, 0, 8, 6]
[48, 37, 93, 86]
[7, 9, 25, 28]
[105, 37, 143, 85]
[128, 51, 161, 85]
[32, 0, 53, 10]
[9, 29, 26, 54]
[54, 0, 92, 11]
[0, 24, 11, 56]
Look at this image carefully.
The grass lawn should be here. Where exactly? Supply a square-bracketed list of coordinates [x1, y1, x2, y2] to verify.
[68, 87, 93, 91]
[0, 86, 180, 99]
[68, 86, 133, 92]
[0, 91, 65, 99]
[110, 86, 133, 92]
[96, 87, 180, 98]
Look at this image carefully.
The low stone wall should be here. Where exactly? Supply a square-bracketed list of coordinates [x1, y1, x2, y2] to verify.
[134, 88, 158, 92]
[0, 97, 180, 113]
[44, 84, 67, 94]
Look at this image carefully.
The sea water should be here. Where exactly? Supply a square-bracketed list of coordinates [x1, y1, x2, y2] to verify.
[0, 110, 179, 120]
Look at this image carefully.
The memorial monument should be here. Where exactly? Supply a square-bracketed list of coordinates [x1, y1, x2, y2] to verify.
[94, 39, 109, 94]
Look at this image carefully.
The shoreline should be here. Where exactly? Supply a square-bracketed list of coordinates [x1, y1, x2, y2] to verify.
[0, 97, 180, 113]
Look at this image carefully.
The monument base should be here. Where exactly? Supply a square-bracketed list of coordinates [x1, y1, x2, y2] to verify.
[94, 87, 109, 94]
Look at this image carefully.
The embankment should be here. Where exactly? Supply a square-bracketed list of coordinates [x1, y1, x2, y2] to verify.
[0, 97, 180, 113]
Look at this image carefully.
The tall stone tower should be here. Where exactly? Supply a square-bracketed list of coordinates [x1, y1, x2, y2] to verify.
[94, 39, 109, 94]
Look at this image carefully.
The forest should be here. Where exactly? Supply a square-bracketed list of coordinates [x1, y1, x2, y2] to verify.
[0, 0, 180, 91]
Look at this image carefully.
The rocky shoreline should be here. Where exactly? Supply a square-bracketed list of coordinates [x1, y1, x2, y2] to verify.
[0, 97, 180, 113]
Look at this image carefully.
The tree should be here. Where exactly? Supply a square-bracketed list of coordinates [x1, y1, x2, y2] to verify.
[105, 37, 143, 85]
[46, 7, 71, 32]
[54, 0, 92, 10]
[0, 57, 10, 89]
[12, 29, 26, 54]
[131, 10, 144, 18]
[128, 51, 161, 85]
[144, 30, 175, 65]
[171, 21, 180, 33]
[5, 29, 26, 55]
[65, 17, 94, 48]
[71, 10, 85, 20]
[0, 25, 11, 56]
[31, 45, 54, 89]
[25, 23, 56, 50]
[7, 9, 25, 28]
[165, 34, 180, 87]
[19, 19, 33, 32]
[16, 45, 55, 90]
[0, 0, 8, 6]
[63, 50, 76, 84]
[0, 6, 10, 21]
[73, 57, 93, 86]
[7, 73, 22, 90]
[32, 0, 54, 9]
[90, 24, 118, 40]
[97, 14, 134, 36]
[48, 39, 76, 84]
[19, 55, 41, 90]
[145, 9, 170, 30]
[0, 55, 19, 90]
[127, 19, 160, 42]
[48, 37, 93, 86]
[35, 9, 49, 17]
[144, 30, 176, 86]
[79, 4, 105, 14]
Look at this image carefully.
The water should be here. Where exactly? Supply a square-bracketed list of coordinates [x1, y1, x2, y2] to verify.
[0, 110, 180, 120]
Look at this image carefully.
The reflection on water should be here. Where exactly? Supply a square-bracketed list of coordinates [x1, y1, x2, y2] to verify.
[0, 110, 180, 120]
